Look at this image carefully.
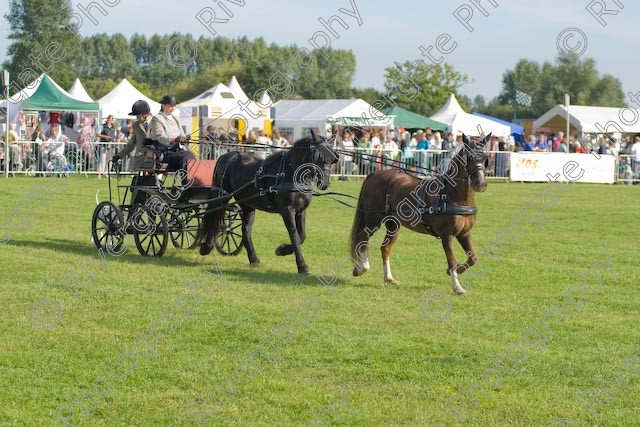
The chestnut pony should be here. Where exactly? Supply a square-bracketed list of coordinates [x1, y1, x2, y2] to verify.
[350, 134, 490, 295]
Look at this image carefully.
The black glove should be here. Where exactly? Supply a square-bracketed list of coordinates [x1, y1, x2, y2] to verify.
[111, 154, 121, 163]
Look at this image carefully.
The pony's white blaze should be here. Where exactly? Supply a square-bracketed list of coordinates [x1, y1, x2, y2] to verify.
[450, 270, 467, 296]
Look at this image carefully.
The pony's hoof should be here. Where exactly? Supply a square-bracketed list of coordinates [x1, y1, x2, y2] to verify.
[384, 277, 400, 286]
[250, 260, 261, 267]
[275, 244, 294, 256]
[298, 266, 310, 275]
[452, 286, 467, 296]
[200, 245, 212, 256]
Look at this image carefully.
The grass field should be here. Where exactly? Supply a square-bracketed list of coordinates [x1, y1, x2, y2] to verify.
[0, 175, 639, 426]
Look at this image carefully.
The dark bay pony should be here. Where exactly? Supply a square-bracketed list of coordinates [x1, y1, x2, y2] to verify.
[197, 136, 338, 274]
[350, 134, 490, 295]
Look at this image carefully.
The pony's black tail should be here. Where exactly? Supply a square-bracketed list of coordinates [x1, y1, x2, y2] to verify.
[194, 159, 226, 250]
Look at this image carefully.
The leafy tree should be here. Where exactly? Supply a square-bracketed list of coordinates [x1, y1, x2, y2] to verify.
[383, 60, 468, 116]
[3, 4, 360, 105]
[3, 0, 80, 91]
[352, 87, 384, 104]
[496, 53, 625, 119]
[473, 95, 486, 110]
[172, 60, 242, 102]
[79, 34, 137, 79]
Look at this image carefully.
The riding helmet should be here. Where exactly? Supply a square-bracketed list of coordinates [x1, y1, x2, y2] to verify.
[129, 100, 151, 116]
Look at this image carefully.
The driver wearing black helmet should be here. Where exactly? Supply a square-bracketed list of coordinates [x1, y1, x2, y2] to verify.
[111, 99, 153, 170]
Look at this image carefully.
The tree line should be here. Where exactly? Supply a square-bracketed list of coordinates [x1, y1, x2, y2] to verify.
[3, 0, 626, 121]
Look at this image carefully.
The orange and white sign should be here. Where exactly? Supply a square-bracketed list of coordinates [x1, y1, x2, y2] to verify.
[510, 153, 615, 183]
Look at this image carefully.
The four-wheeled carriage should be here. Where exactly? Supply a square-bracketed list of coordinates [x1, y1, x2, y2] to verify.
[91, 155, 244, 258]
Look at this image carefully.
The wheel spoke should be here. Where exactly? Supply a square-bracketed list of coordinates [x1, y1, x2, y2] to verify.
[147, 234, 155, 254]
[225, 233, 231, 253]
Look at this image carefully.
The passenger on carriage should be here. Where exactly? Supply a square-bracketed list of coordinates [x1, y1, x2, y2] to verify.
[150, 95, 194, 171]
[112, 100, 153, 171]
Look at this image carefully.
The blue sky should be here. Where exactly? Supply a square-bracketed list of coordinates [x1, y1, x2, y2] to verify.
[1, 0, 637, 102]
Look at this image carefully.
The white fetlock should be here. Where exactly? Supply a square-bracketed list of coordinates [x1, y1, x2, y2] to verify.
[450, 270, 467, 296]
[353, 251, 370, 276]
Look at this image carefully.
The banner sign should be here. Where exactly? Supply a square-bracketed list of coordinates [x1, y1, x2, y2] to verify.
[510, 153, 615, 183]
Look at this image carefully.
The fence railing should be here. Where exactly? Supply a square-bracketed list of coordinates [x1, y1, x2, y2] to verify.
[1, 140, 637, 184]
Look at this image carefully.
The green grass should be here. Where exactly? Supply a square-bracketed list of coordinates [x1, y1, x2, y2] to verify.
[0, 175, 639, 426]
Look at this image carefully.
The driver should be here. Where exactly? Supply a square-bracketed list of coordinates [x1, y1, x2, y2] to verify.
[149, 95, 194, 171]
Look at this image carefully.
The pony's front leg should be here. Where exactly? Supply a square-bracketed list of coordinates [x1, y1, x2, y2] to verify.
[454, 233, 477, 275]
[242, 207, 261, 266]
[281, 208, 308, 274]
[296, 211, 306, 244]
[441, 235, 466, 296]
[275, 211, 305, 256]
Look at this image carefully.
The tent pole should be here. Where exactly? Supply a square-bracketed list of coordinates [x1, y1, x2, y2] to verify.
[5, 71, 9, 178]
[565, 94, 570, 152]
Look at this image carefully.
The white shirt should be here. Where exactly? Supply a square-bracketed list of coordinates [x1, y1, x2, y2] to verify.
[257, 136, 272, 146]
[384, 140, 399, 158]
[340, 138, 354, 162]
[47, 134, 68, 156]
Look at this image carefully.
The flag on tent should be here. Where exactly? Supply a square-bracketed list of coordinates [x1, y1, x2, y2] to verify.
[515, 90, 532, 106]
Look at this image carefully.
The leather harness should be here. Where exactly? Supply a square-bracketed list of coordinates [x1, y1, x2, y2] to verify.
[384, 165, 481, 237]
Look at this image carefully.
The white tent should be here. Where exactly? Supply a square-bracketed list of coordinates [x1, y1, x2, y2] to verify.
[68, 78, 94, 102]
[272, 99, 393, 140]
[533, 104, 640, 135]
[180, 83, 240, 118]
[97, 78, 161, 120]
[228, 75, 249, 102]
[431, 94, 511, 137]
[227, 75, 271, 120]
[179, 81, 269, 135]
[258, 91, 272, 109]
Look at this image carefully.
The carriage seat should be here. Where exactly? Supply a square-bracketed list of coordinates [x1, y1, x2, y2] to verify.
[186, 160, 216, 186]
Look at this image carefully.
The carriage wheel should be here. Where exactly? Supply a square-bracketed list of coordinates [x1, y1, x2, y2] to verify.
[131, 206, 169, 257]
[92, 201, 125, 254]
[214, 204, 243, 256]
[168, 209, 200, 249]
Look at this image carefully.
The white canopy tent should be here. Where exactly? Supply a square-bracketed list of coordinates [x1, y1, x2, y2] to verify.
[228, 75, 249, 102]
[430, 94, 511, 138]
[272, 99, 393, 140]
[533, 104, 640, 135]
[179, 83, 243, 135]
[97, 78, 161, 120]
[179, 80, 269, 136]
[258, 91, 272, 109]
[68, 78, 94, 102]
[227, 75, 271, 121]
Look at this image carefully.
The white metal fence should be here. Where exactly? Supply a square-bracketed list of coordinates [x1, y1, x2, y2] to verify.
[1, 140, 638, 184]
